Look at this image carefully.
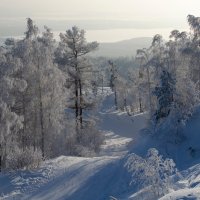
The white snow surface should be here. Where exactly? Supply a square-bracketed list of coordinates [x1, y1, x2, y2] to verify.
[0, 89, 148, 200]
[1, 89, 200, 200]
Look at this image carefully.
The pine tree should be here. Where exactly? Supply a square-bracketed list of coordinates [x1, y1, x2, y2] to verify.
[153, 70, 176, 122]
[108, 60, 118, 110]
[55, 26, 98, 135]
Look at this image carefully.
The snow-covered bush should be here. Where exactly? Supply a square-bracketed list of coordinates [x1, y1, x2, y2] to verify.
[58, 119, 104, 157]
[0, 99, 23, 170]
[174, 75, 199, 123]
[124, 148, 177, 198]
[75, 121, 104, 156]
[73, 145, 97, 157]
[7, 147, 42, 170]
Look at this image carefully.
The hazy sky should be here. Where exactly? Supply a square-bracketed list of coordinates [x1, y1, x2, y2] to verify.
[0, 0, 200, 42]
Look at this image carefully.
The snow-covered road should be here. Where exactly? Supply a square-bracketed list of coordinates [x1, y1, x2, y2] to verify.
[2, 91, 200, 200]
[22, 108, 143, 200]
[0, 92, 148, 200]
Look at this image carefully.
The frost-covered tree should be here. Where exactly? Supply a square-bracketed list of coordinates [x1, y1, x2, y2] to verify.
[0, 48, 24, 170]
[132, 69, 154, 113]
[108, 60, 119, 110]
[184, 15, 200, 93]
[0, 100, 23, 170]
[153, 70, 176, 122]
[56, 27, 98, 129]
[126, 68, 144, 113]
[34, 26, 66, 157]
[55, 26, 103, 154]
[136, 48, 155, 113]
[125, 148, 177, 198]
[9, 19, 67, 158]
[134, 22, 199, 140]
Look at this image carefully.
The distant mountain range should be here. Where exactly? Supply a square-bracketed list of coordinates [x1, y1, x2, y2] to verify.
[0, 36, 152, 58]
[90, 37, 152, 58]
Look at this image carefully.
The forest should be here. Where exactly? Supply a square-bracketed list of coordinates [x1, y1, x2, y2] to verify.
[1, 14, 200, 199]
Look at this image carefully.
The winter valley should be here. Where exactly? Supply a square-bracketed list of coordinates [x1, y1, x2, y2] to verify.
[1, 1, 200, 200]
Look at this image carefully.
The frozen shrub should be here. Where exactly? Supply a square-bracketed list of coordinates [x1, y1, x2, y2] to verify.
[73, 145, 96, 157]
[7, 147, 42, 170]
[78, 122, 104, 155]
[81, 130, 104, 153]
[124, 148, 177, 198]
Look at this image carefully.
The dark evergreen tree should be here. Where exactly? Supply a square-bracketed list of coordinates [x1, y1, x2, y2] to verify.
[153, 70, 176, 121]
[108, 60, 118, 110]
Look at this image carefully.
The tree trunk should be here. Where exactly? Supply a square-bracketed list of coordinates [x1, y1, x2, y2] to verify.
[0, 155, 1, 172]
[75, 79, 79, 123]
[39, 82, 45, 158]
[74, 48, 81, 135]
[114, 89, 118, 110]
[79, 79, 83, 127]
[37, 55, 45, 158]
[33, 101, 37, 151]
[75, 60, 80, 135]
[139, 97, 142, 113]
[147, 67, 152, 114]
[22, 94, 26, 151]
[0, 144, 2, 172]
[102, 75, 104, 93]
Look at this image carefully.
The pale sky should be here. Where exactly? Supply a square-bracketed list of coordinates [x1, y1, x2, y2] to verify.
[0, 0, 200, 42]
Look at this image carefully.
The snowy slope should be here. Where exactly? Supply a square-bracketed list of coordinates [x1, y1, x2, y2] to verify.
[125, 163, 200, 200]
[125, 108, 200, 200]
[0, 90, 148, 200]
[1, 90, 200, 200]
[0, 125, 143, 200]
[159, 163, 200, 200]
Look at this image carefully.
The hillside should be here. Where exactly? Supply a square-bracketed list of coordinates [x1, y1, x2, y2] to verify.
[90, 37, 152, 57]
[0, 89, 148, 200]
[22, 90, 147, 200]
[1, 89, 200, 200]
